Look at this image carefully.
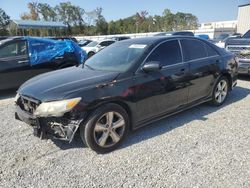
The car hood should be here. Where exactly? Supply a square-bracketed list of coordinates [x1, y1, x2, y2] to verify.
[18, 66, 119, 102]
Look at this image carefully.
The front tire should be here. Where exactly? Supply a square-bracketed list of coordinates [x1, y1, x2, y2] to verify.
[210, 76, 229, 106]
[80, 103, 129, 153]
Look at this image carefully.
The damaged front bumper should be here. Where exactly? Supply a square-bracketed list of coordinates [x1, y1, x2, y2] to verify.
[15, 105, 83, 142]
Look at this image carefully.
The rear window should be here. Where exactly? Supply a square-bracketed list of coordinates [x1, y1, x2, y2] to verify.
[180, 39, 207, 61]
[100, 41, 115, 46]
[205, 44, 218, 56]
[181, 39, 218, 61]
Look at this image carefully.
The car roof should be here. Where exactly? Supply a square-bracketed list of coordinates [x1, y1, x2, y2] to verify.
[98, 39, 116, 42]
[0, 36, 24, 45]
[155, 31, 194, 36]
[111, 36, 130, 39]
[118, 36, 199, 46]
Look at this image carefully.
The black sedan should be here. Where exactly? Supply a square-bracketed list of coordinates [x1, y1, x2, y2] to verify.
[15, 36, 238, 153]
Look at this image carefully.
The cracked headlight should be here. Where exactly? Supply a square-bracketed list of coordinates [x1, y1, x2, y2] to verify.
[34, 97, 81, 117]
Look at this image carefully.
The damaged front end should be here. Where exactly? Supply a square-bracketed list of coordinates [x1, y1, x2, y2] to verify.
[39, 117, 82, 142]
[15, 94, 85, 142]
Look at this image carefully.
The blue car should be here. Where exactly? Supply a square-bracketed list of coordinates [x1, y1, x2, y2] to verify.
[195, 34, 210, 40]
[0, 37, 87, 90]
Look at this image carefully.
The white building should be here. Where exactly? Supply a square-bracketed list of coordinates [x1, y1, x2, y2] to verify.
[200, 20, 238, 30]
[237, 0, 250, 34]
[194, 20, 237, 39]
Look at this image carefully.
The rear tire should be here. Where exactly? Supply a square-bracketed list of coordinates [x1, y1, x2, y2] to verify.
[80, 103, 129, 153]
[210, 76, 229, 106]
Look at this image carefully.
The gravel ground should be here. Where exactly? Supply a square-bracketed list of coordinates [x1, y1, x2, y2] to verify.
[0, 78, 250, 188]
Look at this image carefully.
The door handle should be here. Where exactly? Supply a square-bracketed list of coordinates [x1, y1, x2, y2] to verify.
[18, 60, 28, 64]
[175, 68, 186, 76]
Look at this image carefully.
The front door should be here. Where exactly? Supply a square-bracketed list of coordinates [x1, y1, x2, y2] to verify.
[134, 39, 190, 125]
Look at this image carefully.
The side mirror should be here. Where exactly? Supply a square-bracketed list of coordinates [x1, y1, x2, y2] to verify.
[142, 61, 162, 73]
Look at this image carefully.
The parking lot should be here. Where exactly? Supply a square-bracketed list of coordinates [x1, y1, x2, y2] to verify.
[0, 77, 249, 187]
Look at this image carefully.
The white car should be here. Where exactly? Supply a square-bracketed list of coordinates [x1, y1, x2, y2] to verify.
[82, 39, 116, 58]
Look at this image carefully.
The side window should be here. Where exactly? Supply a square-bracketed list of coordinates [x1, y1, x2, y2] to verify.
[107, 41, 115, 46]
[205, 43, 218, 57]
[146, 40, 182, 66]
[99, 42, 105, 46]
[100, 41, 114, 47]
[0, 41, 27, 58]
[180, 39, 207, 61]
[99, 41, 108, 46]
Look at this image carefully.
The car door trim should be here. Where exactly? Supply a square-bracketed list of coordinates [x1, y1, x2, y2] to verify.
[185, 55, 220, 64]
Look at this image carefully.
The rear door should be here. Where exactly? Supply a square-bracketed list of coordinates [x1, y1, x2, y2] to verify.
[180, 39, 220, 103]
[134, 40, 190, 124]
[0, 40, 30, 90]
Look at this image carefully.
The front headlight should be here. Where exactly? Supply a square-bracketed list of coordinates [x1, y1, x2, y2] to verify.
[34, 97, 81, 117]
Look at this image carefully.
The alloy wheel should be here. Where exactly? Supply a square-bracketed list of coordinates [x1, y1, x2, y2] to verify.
[215, 80, 228, 104]
[93, 111, 125, 148]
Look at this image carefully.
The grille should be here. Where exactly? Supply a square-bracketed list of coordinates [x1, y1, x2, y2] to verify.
[227, 45, 250, 60]
[227, 46, 250, 52]
[234, 53, 250, 60]
[17, 95, 40, 114]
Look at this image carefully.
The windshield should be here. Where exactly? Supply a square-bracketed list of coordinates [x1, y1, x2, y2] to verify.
[86, 41, 98, 47]
[84, 42, 147, 72]
[243, 30, 250, 38]
[216, 34, 229, 40]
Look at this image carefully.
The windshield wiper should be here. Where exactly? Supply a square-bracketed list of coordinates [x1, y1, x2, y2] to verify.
[84, 64, 95, 70]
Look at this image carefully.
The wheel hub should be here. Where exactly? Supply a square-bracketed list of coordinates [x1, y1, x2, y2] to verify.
[93, 111, 125, 148]
[215, 80, 228, 104]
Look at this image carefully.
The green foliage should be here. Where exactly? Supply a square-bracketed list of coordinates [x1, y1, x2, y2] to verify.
[20, 2, 39, 20]
[54, 2, 85, 35]
[0, 8, 11, 36]
[94, 7, 108, 35]
[55, 2, 85, 26]
[37, 3, 57, 21]
[108, 9, 199, 34]
[16, 3, 199, 36]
